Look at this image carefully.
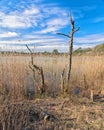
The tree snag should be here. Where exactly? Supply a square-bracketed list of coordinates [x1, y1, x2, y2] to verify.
[26, 45, 45, 95]
[57, 12, 80, 92]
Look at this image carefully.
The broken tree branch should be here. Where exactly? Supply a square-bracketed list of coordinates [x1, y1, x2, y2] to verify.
[74, 27, 80, 33]
[56, 33, 70, 38]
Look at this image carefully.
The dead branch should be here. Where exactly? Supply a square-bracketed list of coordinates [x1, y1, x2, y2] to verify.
[26, 44, 34, 65]
[74, 27, 80, 33]
[56, 33, 70, 38]
[33, 64, 40, 70]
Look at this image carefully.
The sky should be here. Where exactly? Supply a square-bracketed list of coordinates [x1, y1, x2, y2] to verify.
[0, 0, 104, 52]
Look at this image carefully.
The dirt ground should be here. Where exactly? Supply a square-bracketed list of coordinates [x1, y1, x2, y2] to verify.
[0, 96, 104, 130]
[32, 97, 104, 130]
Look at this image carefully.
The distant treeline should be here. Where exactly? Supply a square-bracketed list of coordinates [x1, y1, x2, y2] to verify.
[0, 43, 104, 56]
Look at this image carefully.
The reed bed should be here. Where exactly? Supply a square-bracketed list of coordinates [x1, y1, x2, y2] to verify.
[0, 54, 104, 100]
[0, 54, 104, 130]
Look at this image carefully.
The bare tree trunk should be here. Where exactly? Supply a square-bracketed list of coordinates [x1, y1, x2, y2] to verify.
[26, 45, 36, 80]
[26, 45, 45, 95]
[40, 67, 45, 94]
[67, 32, 73, 86]
[67, 13, 80, 89]
[57, 12, 80, 93]
[26, 45, 34, 65]
[61, 68, 65, 93]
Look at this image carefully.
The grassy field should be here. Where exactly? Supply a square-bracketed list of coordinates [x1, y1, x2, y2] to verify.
[0, 53, 104, 129]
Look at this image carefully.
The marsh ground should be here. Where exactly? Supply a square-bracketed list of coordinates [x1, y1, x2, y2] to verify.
[0, 54, 104, 129]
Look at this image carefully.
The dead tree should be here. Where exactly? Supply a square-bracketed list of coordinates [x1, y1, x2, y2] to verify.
[57, 12, 80, 92]
[26, 45, 45, 95]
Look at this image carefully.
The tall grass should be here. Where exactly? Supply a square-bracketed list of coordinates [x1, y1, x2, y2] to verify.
[0, 53, 104, 129]
[0, 53, 104, 101]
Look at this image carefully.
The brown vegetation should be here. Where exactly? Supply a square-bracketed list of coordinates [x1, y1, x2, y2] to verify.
[0, 53, 104, 129]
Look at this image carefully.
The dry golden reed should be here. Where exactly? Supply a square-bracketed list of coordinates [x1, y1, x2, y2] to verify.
[0, 54, 104, 100]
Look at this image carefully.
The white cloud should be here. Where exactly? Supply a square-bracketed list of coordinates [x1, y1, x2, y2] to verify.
[0, 33, 104, 52]
[23, 8, 40, 15]
[42, 5, 68, 16]
[73, 44, 96, 50]
[0, 32, 18, 38]
[0, 37, 65, 45]
[35, 17, 68, 34]
[36, 26, 60, 34]
[0, 12, 32, 28]
[74, 34, 104, 44]
[47, 18, 68, 27]
[0, 5, 42, 29]
[0, 2, 68, 31]
[23, 34, 56, 39]
[0, 44, 68, 52]
[0, 33, 67, 52]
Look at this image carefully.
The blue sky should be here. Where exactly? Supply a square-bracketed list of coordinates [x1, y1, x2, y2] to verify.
[0, 0, 104, 52]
